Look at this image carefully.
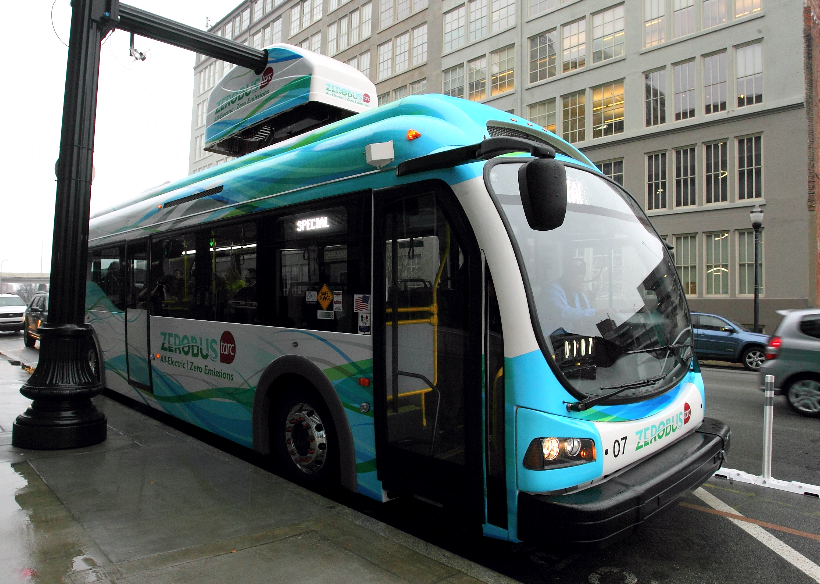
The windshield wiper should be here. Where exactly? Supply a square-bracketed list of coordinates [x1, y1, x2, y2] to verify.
[624, 342, 692, 355]
[625, 342, 693, 368]
[565, 374, 666, 412]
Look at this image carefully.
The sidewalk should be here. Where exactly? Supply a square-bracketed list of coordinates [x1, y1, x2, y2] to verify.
[0, 356, 513, 584]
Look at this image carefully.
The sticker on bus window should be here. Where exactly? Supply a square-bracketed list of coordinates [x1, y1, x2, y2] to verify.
[317, 310, 335, 320]
[317, 285, 333, 310]
[354, 294, 370, 312]
[306, 290, 318, 303]
[358, 312, 371, 334]
[333, 291, 343, 311]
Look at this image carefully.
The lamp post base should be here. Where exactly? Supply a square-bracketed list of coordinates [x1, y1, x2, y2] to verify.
[12, 324, 107, 450]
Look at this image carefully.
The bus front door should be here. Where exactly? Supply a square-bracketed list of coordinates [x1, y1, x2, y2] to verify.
[125, 241, 152, 391]
[374, 186, 483, 516]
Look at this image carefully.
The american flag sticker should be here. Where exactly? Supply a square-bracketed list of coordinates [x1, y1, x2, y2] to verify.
[354, 294, 370, 313]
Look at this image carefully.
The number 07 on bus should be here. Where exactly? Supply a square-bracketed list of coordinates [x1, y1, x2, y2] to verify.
[85, 45, 730, 546]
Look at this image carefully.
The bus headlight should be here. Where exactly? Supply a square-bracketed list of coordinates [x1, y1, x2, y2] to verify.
[523, 437, 596, 470]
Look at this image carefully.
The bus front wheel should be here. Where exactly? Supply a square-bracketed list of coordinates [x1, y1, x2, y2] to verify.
[272, 386, 339, 489]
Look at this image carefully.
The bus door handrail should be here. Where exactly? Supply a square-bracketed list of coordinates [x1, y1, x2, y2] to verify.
[397, 371, 441, 455]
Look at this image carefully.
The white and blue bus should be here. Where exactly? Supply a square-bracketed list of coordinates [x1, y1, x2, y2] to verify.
[84, 45, 729, 546]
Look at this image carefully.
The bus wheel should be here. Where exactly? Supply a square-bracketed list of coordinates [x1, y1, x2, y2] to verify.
[272, 386, 339, 489]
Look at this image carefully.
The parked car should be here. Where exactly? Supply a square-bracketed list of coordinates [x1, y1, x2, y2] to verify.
[760, 308, 820, 417]
[23, 291, 48, 347]
[691, 312, 769, 371]
[0, 294, 26, 332]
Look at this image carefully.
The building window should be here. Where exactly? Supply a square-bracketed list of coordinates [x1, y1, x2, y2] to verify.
[469, 0, 489, 41]
[737, 230, 763, 295]
[703, 0, 726, 29]
[644, 0, 665, 47]
[675, 147, 696, 207]
[397, 0, 410, 21]
[705, 231, 730, 295]
[491, 0, 516, 32]
[380, 0, 394, 28]
[592, 5, 625, 64]
[674, 60, 695, 121]
[736, 43, 763, 107]
[347, 54, 358, 69]
[443, 64, 465, 97]
[378, 91, 391, 106]
[646, 152, 667, 210]
[705, 141, 728, 203]
[645, 69, 666, 127]
[490, 46, 515, 95]
[359, 51, 371, 77]
[673, 0, 694, 37]
[394, 32, 410, 73]
[444, 6, 466, 52]
[528, 99, 557, 133]
[674, 234, 698, 294]
[339, 16, 349, 51]
[310, 31, 322, 54]
[252, 31, 262, 48]
[328, 22, 338, 54]
[529, 30, 557, 83]
[378, 41, 393, 80]
[468, 56, 487, 101]
[393, 85, 408, 101]
[253, 0, 264, 21]
[704, 52, 727, 114]
[196, 101, 206, 127]
[596, 159, 624, 185]
[225, 20, 234, 39]
[410, 78, 427, 94]
[738, 135, 762, 200]
[592, 80, 625, 138]
[530, 0, 558, 17]
[735, 0, 760, 18]
[562, 19, 586, 73]
[241, 7, 251, 31]
[362, 3, 373, 38]
[412, 24, 427, 66]
[562, 90, 586, 144]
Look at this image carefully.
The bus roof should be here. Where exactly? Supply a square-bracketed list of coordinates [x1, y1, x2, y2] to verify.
[89, 94, 596, 244]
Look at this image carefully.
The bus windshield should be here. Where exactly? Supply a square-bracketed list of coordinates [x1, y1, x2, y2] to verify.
[487, 161, 693, 402]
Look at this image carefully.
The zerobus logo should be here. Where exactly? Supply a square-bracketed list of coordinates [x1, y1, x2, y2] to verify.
[160, 330, 237, 364]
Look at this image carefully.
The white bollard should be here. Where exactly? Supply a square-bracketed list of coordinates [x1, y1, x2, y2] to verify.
[762, 374, 775, 480]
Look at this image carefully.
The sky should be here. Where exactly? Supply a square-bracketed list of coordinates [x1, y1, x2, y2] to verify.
[0, 0, 238, 275]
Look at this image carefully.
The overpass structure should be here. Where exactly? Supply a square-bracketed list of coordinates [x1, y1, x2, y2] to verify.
[0, 273, 50, 294]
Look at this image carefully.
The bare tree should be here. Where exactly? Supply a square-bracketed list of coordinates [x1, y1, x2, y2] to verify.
[16, 283, 37, 304]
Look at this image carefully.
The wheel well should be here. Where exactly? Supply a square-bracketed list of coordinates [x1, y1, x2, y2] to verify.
[784, 371, 820, 390]
[252, 356, 357, 492]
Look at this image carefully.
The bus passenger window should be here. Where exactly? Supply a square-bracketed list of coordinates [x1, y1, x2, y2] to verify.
[89, 246, 125, 311]
[208, 222, 257, 324]
[271, 199, 370, 333]
[151, 235, 196, 319]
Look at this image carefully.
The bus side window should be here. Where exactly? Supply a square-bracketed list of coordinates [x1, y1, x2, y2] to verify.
[89, 246, 125, 311]
[208, 222, 258, 324]
[151, 235, 196, 319]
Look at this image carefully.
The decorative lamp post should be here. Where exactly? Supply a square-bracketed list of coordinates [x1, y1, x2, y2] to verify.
[750, 204, 764, 333]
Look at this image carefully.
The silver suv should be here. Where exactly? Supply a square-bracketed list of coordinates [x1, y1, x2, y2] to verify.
[0, 294, 26, 331]
[760, 308, 820, 416]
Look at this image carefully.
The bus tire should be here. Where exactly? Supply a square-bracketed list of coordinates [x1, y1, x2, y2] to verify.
[272, 385, 340, 489]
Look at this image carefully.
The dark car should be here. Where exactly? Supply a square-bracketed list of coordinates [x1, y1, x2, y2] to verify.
[691, 312, 769, 371]
[23, 292, 48, 348]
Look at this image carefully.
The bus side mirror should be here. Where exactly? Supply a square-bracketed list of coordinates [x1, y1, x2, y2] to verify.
[518, 158, 567, 231]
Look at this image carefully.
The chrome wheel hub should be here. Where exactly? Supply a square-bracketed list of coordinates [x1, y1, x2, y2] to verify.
[744, 350, 764, 370]
[788, 380, 820, 414]
[284, 402, 328, 474]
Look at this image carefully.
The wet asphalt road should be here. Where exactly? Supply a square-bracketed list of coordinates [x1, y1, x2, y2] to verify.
[1, 331, 818, 584]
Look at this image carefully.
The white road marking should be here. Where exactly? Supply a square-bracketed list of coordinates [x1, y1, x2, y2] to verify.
[694, 487, 820, 583]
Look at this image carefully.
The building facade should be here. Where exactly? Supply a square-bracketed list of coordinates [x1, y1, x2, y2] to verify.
[190, 0, 816, 331]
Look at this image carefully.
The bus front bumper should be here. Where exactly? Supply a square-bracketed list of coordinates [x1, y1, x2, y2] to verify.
[517, 417, 730, 547]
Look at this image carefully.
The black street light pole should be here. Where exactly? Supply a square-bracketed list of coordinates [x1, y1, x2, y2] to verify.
[750, 204, 764, 334]
[12, 0, 267, 450]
